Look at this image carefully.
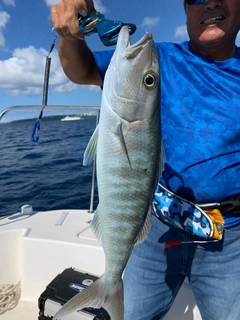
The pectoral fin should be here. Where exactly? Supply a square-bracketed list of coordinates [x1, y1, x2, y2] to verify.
[117, 124, 132, 170]
[83, 125, 99, 166]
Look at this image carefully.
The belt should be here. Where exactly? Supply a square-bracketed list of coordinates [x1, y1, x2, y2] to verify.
[198, 194, 240, 214]
[153, 184, 227, 241]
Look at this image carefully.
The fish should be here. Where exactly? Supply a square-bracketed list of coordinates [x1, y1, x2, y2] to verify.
[53, 25, 161, 320]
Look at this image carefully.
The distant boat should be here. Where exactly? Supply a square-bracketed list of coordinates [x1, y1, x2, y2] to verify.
[61, 115, 82, 121]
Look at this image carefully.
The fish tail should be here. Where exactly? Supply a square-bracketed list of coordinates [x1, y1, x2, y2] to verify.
[53, 275, 124, 320]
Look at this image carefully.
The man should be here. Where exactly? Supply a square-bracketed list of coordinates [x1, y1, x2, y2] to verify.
[51, 1, 240, 319]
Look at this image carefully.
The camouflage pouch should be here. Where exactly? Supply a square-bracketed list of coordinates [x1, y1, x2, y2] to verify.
[152, 183, 224, 240]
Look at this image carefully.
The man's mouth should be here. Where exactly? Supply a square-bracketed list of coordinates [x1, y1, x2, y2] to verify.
[201, 16, 226, 24]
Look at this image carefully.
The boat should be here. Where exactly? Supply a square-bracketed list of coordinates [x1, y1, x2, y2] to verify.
[0, 105, 202, 320]
[61, 115, 82, 121]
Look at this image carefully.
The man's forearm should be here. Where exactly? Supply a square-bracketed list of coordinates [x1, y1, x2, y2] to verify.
[58, 37, 102, 86]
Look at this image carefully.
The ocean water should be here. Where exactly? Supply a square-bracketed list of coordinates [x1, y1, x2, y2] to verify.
[0, 117, 99, 217]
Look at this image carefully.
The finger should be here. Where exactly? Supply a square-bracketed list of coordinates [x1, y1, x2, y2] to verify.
[74, 0, 87, 17]
[61, 1, 83, 39]
[51, 5, 66, 38]
[52, 1, 83, 40]
[74, 0, 96, 17]
[85, 0, 97, 15]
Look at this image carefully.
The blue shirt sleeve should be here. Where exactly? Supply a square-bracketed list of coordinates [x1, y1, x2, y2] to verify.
[93, 50, 114, 81]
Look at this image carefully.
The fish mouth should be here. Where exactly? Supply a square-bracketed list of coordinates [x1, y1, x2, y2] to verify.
[124, 30, 153, 59]
[115, 26, 153, 61]
[200, 15, 226, 25]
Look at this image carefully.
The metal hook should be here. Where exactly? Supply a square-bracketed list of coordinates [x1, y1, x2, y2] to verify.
[48, 28, 59, 57]
[51, 27, 60, 39]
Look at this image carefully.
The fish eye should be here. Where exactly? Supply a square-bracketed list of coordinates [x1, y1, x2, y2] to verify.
[143, 73, 157, 89]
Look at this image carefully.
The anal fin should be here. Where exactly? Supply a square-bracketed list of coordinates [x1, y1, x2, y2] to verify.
[134, 203, 152, 245]
[91, 206, 104, 245]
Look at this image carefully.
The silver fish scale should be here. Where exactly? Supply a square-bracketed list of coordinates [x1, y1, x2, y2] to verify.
[96, 98, 160, 281]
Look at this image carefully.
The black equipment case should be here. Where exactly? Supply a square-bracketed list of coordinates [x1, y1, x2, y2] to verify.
[38, 268, 110, 320]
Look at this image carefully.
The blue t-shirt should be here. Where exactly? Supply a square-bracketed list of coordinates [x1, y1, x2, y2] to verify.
[94, 41, 240, 227]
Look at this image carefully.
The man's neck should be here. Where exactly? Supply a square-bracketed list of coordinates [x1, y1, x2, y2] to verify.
[190, 41, 236, 61]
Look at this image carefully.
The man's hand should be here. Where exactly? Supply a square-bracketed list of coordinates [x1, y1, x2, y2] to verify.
[51, 0, 96, 40]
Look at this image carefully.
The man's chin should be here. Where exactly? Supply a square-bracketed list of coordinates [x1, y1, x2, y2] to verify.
[198, 28, 226, 44]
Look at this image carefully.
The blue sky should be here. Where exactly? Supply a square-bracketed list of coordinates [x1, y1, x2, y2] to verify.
[0, 0, 239, 122]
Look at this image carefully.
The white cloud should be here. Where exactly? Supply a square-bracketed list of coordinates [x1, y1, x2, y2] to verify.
[45, 0, 107, 13]
[54, 82, 78, 93]
[141, 17, 160, 29]
[82, 84, 101, 93]
[54, 82, 100, 94]
[45, 0, 59, 7]
[0, 45, 99, 96]
[2, 0, 15, 6]
[0, 11, 10, 47]
[0, 11, 10, 28]
[0, 33, 5, 47]
[94, 0, 107, 13]
[175, 24, 188, 39]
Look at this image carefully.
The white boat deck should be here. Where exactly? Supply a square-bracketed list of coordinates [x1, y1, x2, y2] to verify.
[0, 208, 202, 319]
